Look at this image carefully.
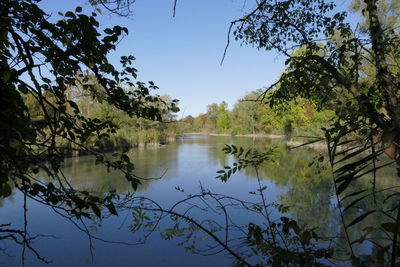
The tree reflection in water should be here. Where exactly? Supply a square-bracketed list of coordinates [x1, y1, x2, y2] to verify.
[1, 136, 399, 266]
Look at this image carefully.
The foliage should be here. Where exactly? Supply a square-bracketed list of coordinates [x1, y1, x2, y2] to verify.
[182, 91, 335, 136]
[64, 79, 181, 151]
[0, 0, 178, 261]
[127, 145, 334, 266]
[215, 101, 232, 133]
[180, 0, 400, 263]
[233, 0, 400, 131]
[226, 0, 400, 265]
[88, 0, 136, 16]
[349, 0, 400, 33]
[322, 123, 400, 265]
[216, 144, 275, 182]
[3, 0, 400, 265]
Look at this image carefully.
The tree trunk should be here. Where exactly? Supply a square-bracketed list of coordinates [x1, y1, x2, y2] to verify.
[365, 0, 398, 129]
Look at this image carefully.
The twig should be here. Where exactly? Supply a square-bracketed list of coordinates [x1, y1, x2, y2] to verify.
[173, 0, 178, 17]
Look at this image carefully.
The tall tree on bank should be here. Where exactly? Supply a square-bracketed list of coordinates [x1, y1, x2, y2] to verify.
[227, 0, 400, 264]
[229, 0, 399, 144]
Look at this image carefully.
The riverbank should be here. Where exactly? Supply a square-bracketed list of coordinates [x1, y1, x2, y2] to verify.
[182, 132, 327, 150]
[66, 136, 178, 157]
[183, 132, 286, 138]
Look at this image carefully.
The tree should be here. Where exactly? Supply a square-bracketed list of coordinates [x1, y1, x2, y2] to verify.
[205, 103, 219, 131]
[3, 0, 400, 265]
[227, 0, 396, 128]
[0, 0, 178, 260]
[231, 92, 259, 135]
[215, 101, 232, 133]
[349, 0, 400, 33]
[227, 0, 400, 264]
[84, 0, 400, 263]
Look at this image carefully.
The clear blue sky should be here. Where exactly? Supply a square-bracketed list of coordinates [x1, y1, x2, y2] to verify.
[39, 0, 357, 117]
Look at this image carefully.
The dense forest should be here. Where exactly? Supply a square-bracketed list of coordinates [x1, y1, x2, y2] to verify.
[180, 91, 334, 136]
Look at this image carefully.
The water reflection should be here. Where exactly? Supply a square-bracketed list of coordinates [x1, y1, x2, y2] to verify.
[1, 135, 399, 266]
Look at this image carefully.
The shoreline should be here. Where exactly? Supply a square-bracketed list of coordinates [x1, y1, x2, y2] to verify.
[182, 132, 327, 150]
[182, 132, 286, 138]
[67, 137, 178, 157]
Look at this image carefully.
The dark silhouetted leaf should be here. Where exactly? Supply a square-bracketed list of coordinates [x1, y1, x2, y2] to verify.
[347, 210, 376, 227]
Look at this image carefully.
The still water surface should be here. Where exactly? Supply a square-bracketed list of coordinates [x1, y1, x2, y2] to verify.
[0, 135, 397, 266]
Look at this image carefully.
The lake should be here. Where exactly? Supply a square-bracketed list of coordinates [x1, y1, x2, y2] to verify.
[0, 135, 398, 266]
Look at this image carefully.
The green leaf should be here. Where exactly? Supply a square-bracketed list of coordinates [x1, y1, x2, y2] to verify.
[68, 100, 79, 111]
[104, 28, 113, 34]
[334, 151, 383, 175]
[106, 203, 118, 216]
[335, 164, 368, 184]
[91, 204, 101, 217]
[347, 210, 376, 227]
[334, 145, 371, 164]
[65, 11, 75, 18]
[120, 154, 130, 162]
[335, 144, 361, 156]
[1, 184, 12, 198]
[9, 139, 21, 149]
[342, 189, 368, 201]
[353, 161, 395, 180]
[336, 177, 353, 195]
[381, 222, 398, 233]
[343, 195, 368, 212]
[257, 186, 267, 192]
[384, 192, 400, 203]
[289, 138, 323, 149]
[336, 139, 356, 147]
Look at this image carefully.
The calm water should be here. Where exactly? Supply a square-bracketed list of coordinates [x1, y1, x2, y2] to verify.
[0, 136, 398, 266]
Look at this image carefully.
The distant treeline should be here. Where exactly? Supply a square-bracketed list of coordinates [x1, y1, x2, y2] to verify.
[180, 90, 335, 136]
[25, 81, 334, 154]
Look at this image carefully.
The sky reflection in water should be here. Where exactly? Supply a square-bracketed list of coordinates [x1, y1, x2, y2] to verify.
[1, 136, 397, 266]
